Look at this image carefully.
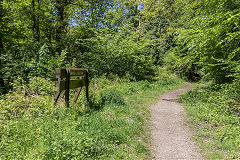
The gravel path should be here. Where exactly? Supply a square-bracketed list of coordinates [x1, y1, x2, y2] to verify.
[150, 83, 203, 160]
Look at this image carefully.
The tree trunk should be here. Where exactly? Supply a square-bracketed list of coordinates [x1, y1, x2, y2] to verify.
[36, 0, 40, 42]
[32, 0, 40, 42]
[0, 0, 5, 93]
[55, 0, 69, 53]
[0, 0, 3, 50]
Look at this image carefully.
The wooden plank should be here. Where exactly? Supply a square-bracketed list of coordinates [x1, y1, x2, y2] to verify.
[85, 71, 89, 101]
[56, 79, 86, 91]
[55, 68, 67, 78]
[55, 68, 88, 77]
[69, 79, 86, 89]
[69, 68, 88, 71]
[69, 68, 88, 76]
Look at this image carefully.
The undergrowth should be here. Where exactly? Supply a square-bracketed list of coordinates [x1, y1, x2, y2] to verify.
[179, 80, 240, 159]
[0, 69, 184, 159]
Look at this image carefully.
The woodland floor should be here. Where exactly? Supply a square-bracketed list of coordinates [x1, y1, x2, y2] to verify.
[150, 83, 203, 159]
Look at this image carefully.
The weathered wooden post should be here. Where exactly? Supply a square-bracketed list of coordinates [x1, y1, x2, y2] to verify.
[65, 69, 70, 107]
[54, 68, 66, 103]
[86, 70, 89, 101]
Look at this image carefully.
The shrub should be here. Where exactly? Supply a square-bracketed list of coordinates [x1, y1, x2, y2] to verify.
[100, 88, 125, 105]
[72, 32, 156, 81]
[180, 80, 240, 159]
[0, 77, 55, 120]
[28, 77, 55, 96]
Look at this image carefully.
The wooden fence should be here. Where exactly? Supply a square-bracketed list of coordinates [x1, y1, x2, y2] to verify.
[54, 68, 89, 107]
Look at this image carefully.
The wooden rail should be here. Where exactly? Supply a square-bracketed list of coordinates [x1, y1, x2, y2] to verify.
[54, 68, 89, 107]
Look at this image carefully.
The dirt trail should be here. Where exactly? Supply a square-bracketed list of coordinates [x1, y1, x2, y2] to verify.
[150, 83, 203, 160]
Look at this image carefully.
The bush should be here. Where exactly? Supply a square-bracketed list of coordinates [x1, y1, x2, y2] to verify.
[163, 47, 201, 81]
[28, 77, 55, 96]
[0, 77, 55, 120]
[100, 88, 125, 105]
[72, 32, 156, 81]
[180, 80, 240, 159]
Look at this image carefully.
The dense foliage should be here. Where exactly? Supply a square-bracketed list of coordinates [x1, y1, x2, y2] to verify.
[1, 0, 239, 93]
[164, 0, 240, 82]
[0, 0, 159, 93]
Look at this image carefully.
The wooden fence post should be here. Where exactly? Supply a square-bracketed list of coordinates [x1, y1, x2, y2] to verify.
[86, 70, 89, 102]
[65, 69, 70, 107]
